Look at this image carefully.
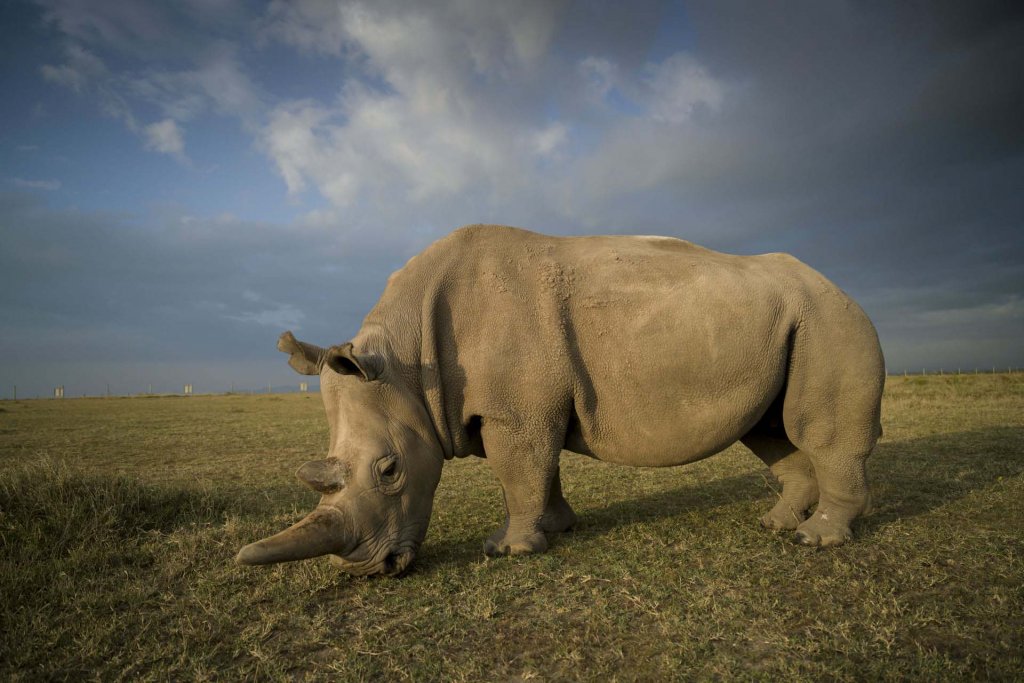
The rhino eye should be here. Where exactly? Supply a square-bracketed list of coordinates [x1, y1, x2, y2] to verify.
[378, 456, 399, 480]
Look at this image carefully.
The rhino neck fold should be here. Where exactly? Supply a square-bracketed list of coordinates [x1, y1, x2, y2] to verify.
[359, 247, 471, 461]
[418, 289, 462, 460]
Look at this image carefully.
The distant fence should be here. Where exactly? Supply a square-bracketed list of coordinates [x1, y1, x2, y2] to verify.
[5, 383, 321, 400]
[890, 367, 1021, 377]
[3, 369, 1023, 400]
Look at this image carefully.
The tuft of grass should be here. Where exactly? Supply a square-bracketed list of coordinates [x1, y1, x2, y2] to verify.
[0, 374, 1022, 679]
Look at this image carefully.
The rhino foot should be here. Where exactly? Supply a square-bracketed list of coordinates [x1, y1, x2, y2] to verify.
[540, 501, 578, 533]
[760, 501, 809, 531]
[483, 529, 548, 557]
[793, 510, 853, 547]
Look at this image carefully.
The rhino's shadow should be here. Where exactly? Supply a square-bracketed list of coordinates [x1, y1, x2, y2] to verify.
[853, 425, 1024, 537]
[413, 426, 1024, 573]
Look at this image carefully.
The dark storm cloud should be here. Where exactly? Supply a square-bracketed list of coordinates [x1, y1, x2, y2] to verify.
[2, 0, 1022, 396]
[605, 1, 1024, 370]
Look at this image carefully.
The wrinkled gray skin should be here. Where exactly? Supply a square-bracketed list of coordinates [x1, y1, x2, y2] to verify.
[236, 226, 884, 576]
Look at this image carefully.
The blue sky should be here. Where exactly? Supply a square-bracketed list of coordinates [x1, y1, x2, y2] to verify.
[1, 0, 1022, 398]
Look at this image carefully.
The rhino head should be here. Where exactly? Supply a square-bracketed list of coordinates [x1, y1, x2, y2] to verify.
[235, 331, 444, 576]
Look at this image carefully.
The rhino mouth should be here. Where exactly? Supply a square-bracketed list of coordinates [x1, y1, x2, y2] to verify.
[329, 542, 417, 577]
[383, 549, 416, 576]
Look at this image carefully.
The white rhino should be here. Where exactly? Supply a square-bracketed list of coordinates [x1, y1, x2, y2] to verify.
[236, 225, 884, 575]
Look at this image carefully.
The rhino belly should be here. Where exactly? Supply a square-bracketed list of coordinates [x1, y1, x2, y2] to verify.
[564, 385, 777, 467]
[562, 320, 789, 467]
[559, 257, 790, 467]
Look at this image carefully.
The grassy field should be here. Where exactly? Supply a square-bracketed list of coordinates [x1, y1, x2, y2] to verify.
[1, 374, 1022, 680]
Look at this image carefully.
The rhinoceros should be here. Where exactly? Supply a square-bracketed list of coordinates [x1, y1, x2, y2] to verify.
[236, 225, 884, 575]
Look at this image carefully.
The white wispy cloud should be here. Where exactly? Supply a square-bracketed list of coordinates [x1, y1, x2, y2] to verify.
[143, 118, 186, 159]
[37, 4, 263, 162]
[228, 303, 306, 329]
[10, 177, 62, 191]
[643, 53, 724, 123]
[256, 1, 574, 212]
[39, 43, 105, 92]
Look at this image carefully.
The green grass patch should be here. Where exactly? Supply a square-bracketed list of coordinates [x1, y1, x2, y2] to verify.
[1, 374, 1022, 679]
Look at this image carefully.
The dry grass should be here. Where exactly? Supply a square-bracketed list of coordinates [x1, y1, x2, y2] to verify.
[1, 375, 1022, 680]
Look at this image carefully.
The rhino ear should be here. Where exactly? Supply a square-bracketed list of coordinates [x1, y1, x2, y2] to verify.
[278, 331, 326, 376]
[326, 343, 383, 382]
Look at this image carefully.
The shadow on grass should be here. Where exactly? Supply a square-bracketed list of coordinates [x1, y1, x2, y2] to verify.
[0, 460, 305, 563]
[413, 427, 1024, 573]
[857, 426, 1024, 537]
[9, 426, 1018, 574]
[412, 471, 771, 575]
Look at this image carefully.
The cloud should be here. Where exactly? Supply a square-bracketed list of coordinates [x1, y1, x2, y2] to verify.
[578, 56, 618, 103]
[37, 3, 263, 161]
[127, 47, 265, 125]
[914, 296, 1024, 329]
[9, 0, 1024, 391]
[643, 53, 724, 123]
[258, 0, 349, 56]
[40, 41, 138, 130]
[41, 43, 263, 158]
[228, 303, 306, 329]
[256, 1, 571, 213]
[261, 0, 564, 67]
[143, 119, 185, 158]
[9, 178, 62, 191]
[229, 289, 306, 329]
[35, 0, 250, 58]
[39, 43, 105, 92]
[0, 191, 407, 369]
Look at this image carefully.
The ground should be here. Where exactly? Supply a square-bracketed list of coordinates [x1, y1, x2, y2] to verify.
[1, 374, 1022, 680]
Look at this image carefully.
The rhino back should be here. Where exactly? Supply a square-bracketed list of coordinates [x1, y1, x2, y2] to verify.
[366, 226, 878, 466]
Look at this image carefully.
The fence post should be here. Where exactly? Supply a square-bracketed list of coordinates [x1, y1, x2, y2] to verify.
[12, 385, 15, 401]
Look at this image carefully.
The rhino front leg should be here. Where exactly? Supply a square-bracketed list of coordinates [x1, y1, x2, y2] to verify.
[540, 466, 578, 533]
[481, 422, 562, 557]
[486, 466, 576, 555]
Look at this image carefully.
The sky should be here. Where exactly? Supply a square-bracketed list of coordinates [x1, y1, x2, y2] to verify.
[1, 0, 1022, 398]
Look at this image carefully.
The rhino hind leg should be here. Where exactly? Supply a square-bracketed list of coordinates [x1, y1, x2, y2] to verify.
[792, 450, 870, 547]
[742, 434, 819, 531]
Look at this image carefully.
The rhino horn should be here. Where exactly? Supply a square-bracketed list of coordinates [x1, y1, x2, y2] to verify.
[235, 506, 354, 565]
[278, 331, 327, 376]
[296, 457, 347, 494]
